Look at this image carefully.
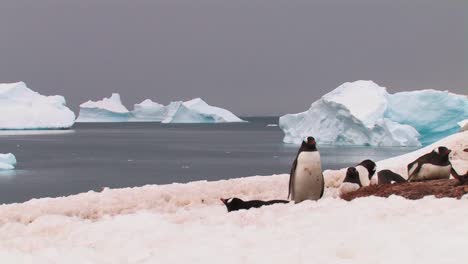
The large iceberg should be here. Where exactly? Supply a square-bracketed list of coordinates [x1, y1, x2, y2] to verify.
[0, 82, 75, 129]
[76, 93, 131, 122]
[280, 80, 467, 146]
[0, 153, 16, 170]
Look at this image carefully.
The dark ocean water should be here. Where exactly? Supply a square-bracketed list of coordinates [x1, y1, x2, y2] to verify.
[0, 117, 417, 204]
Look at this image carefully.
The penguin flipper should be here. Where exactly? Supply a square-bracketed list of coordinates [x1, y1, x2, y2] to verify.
[319, 173, 325, 198]
[407, 162, 422, 182]
[450, 167, 462, 182]
[288, 158, 298, 200]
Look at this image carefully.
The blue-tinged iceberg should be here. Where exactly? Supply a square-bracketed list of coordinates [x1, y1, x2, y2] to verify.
[131, 99, 166, 122]
[279, 80, 467, 146]
[0, 82, 75, 129]
[76, 93, 132, 122]
[0, 153, 16, 170]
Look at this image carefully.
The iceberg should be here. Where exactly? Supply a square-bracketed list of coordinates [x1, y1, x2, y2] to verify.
[161, 98, 245, 123]
[0, 153, 16, 170]
[0, 82, 75, 129]
[78, 95, 244, 123]
[131, 99, 166, 122]
[76, 93, 131, 122]
[280, 80, 467, 146]
[458, 119, 468, 132]
[130, 98, 245, 123]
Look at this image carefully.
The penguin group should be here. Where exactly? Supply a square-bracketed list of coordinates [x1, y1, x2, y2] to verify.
[221, 136, 467, 212]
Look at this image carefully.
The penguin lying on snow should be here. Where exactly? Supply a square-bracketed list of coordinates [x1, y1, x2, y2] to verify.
[220, 198, 289, 212]
[376, 170, 407, 184]
[288, 136, 325, 203]
[407, 146, 464, 182]
[342, 159, 377, 187]
[341, 160, 406, 195]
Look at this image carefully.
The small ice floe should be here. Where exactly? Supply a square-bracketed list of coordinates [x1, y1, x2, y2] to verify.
[0, 153, 17, 170]
[266, 124, 278, 127]
[181, 165, 191, 169]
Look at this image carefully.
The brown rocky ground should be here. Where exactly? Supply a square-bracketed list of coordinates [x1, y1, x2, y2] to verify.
[341, 178, 468, 201]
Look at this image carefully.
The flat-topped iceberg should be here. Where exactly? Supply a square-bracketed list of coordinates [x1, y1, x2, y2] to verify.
[76, 93, 131, 122]
[0, 82, 75, 129]
[0, 153, 16, 170]
[280, 80, 467, 146]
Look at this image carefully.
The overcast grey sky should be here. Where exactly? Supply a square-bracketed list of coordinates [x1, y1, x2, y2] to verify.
[0, 0, 466, 115]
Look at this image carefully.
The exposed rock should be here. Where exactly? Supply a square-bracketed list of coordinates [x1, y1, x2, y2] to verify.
[341, 178, 468, 201]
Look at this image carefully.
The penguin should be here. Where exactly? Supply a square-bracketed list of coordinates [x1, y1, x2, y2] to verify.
[342, 159, 377, 187]
[342, 167, 361, 186]
[376, 170, 406, 184]
[407, 146, 463, 182]
[288, 136, 324, 203]
[220, 198, 289, 212]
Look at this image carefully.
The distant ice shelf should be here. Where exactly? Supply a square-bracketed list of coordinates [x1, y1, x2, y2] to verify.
[76, 95, 245, 123]
[279, 80, 468, 146]
[0, 82, 75, 130]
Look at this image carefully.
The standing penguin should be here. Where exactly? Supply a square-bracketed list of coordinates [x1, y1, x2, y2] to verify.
[288, 136, 324, 203]
[407, 146, 463, 182]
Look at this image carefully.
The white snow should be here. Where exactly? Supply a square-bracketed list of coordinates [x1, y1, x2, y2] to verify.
[0, 82, 75, 130]
[76, 93, 132, 122]
[0, 132, 467, 262]
[280, 80, 468, 146]
[0, 153, 16, 170]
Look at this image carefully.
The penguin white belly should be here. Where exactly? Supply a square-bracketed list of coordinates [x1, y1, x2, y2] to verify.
[355, 165, 371, 186]
[293, 152, 324, 203]
[412, 164, 451, 181]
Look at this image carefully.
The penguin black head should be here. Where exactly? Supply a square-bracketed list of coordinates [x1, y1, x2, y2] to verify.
[434, 146, 451, 155]
[220, 197, 244, 212]
[301, 136, 317, 151]
[433, 146, 451, 161]
[343, 167, 361, 186]
[358, 159, 377, 179]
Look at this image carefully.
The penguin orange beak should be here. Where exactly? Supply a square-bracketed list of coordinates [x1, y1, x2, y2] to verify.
[220, 198, 227, 204]
[445, 149, 452, 155]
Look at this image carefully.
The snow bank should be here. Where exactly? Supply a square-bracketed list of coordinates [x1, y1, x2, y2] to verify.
[0, 153, 16, 170]
[0, 132, 467, 262]
[0, 82, 75, 129]
[280, 80, 468, 146]
[76, 93, 131, 122]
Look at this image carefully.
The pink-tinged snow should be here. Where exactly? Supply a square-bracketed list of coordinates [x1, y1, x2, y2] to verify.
[0, 132, 467, 263]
